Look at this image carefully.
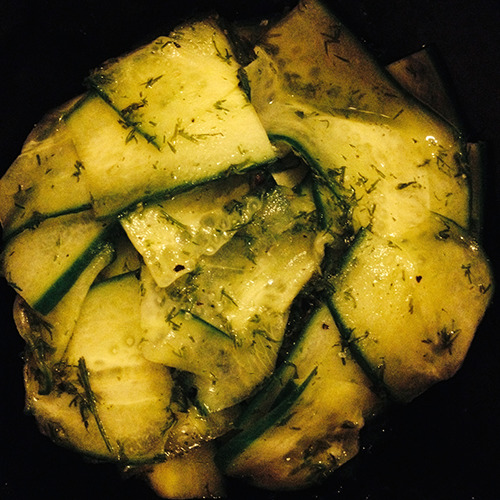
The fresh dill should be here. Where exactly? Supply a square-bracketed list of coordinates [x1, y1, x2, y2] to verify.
[72, 160, 85, 181]
[76, 358, 113, 452]
[212, 36, 233, 64]
[141, 75, 164, 88]
[423, 326, 460, 355]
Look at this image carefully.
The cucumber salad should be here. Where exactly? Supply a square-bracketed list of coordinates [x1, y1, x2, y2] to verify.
[0, 0, 493, 497]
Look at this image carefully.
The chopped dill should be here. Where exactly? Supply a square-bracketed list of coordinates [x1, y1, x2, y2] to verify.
[462, 263, 472, 283]
[76, 357, 114, 453]
[141, 75, 164, 88]
[165, 307, 182, 330]
[221, 288, 238, 307]
[72, 160, 85, 181]
[212, 36, 233, 64]
[423, 326, 460, 355]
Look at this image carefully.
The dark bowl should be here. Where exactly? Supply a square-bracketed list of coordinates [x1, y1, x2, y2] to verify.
[1, 1, 498, 499]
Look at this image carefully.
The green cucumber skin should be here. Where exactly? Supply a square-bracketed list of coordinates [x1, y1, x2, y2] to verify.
[108, 160, 277, 223]
[324, 296, 397, 403]
[215, 368, 317, 472]
[33, 227, 116, 315]
[87, 88, 161, 149]
[3, 205, 94, 242]
[328, 215, 493, 402]
[320, 228, 397, 401]
[1, 94, 95, 241]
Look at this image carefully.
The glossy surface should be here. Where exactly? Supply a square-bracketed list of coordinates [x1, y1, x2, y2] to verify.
[1, 1, 499, 498]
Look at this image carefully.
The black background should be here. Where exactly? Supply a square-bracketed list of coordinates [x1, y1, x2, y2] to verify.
[1, 1, 499, 499]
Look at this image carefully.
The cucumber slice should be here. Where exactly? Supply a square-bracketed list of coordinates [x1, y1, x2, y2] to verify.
[140, 277, 253, 413]
[0, 96, 92, 239]
[386, 46, 464, 130]
[141, 267, 288, 414]
[218, 305, 380, 490]
[385, 48, 484, 239]
[329, 214, 493, 401]
[26, 272, 174, 462]
[66, 19, 276, 217]
[245, 0, 471, 236]
[163, 184, 325, 336]
[121, 173, 264, 288]
[87, 18, 247, 150]
[1, 211, 113, 315]
[146, 442, 226, 499]
[14, 244, 114, 393]
[140, 185, 328, 412]
[216, 368, 316, 480]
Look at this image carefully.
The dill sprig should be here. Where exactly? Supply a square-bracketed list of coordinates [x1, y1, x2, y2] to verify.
[55, 358, 114, 454]
[76, 358, 114, 453]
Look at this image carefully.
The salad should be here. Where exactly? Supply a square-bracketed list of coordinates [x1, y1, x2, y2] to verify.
[0, 0, 494, 498]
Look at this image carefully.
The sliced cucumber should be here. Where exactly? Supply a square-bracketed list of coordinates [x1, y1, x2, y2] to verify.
[385, 48, 485, 238]
[140, 184, 328, 412]
[140, 272, 251, 413]
[156, 184, 324, 333]
[329, 214, 493, 401]
[87, 18, 247, 150]
[141, 268, 284, 414]
[1, 211, 114, 315]
[1, 2, 493, 496]
[245, 0, 471, 236]
[386, 46, 464, 130]
[14, 244, 114, 393]
[0, 96, 92, 239]
[218, 303, 381, 489]
[65, 19, 276, 217]
[26, 272, 173, 462]
[121, 173, 264, 288]
[146, 442, 226, 499]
